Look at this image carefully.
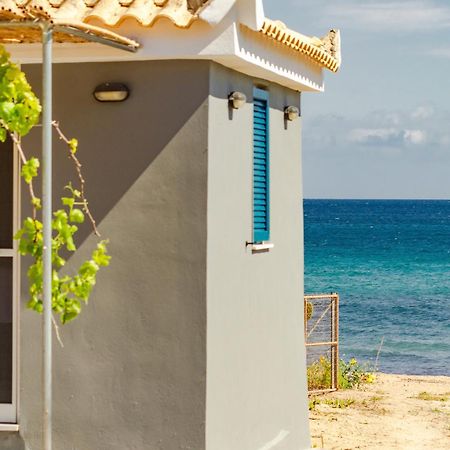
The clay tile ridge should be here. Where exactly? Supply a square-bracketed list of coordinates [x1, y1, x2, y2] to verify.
[0, 0, 211, 28]
[260, 18, 341, 73]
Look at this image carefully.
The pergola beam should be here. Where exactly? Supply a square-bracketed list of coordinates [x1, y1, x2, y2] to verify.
[53, 25, 138, 53]
[0, 20, 138, 52]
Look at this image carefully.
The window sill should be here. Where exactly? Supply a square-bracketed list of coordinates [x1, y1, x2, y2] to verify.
[0, 424, 19, 432]
[249, 242, 274, 252]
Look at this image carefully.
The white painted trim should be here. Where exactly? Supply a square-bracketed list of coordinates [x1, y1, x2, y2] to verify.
[237, 0, 265, 31]
[0, 249, 14, 257]
[251, 242, 274, 251]
[5, 16, 324, 92]
[199, 0, 236, 25]
[0, 423, 19, 432]
[235, 25, 324, 92]
[199, 0, 264, 30]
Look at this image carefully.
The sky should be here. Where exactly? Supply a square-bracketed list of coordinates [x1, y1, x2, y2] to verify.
[264, 0, 450, 199]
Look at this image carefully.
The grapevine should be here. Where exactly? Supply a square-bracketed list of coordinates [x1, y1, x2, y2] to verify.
[0, 45, 110, 327]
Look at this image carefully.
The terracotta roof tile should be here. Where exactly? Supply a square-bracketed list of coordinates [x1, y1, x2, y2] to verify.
[0, 0, 140, 47]
[0, 0, 210, 28]
[0, 1, 341, 74]
[260, 18, 341, 72]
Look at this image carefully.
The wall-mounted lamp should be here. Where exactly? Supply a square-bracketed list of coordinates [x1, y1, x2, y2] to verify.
[93, 83, 130, 102]
[228, 91, 247, 109]
[284, 106, 300, 121]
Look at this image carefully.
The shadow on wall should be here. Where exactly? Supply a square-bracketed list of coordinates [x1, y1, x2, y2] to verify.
[0, 433, 26, 450]
[23, 60, 210, 248]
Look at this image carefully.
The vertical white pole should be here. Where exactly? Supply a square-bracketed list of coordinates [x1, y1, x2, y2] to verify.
[41, 23, 53, 450]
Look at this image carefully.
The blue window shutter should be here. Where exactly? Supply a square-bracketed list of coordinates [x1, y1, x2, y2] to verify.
[253, 88, 270, 243]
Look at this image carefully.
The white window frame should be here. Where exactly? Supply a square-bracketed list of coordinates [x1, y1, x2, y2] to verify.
[0, 139, 20, 424]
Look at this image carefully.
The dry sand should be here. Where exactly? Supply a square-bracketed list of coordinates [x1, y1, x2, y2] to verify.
[309, 373, 450, 449]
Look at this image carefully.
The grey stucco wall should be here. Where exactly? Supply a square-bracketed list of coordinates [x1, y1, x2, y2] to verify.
[11, 60, 210, 450]
[1, 59, 310, 450]
[205, 63, 310, 450]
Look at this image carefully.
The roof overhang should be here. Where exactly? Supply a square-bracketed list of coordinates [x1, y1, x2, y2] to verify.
[0, 1, 140, 50]
[0, 0, 340, 92]
[0, 19, 139, 51]
[4, 16, 326, 92]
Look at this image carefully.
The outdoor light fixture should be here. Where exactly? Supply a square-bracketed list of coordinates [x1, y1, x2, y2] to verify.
[284, 105, 300, 121]
[228, 91, 247, 109]
[93, 82, 130, 102]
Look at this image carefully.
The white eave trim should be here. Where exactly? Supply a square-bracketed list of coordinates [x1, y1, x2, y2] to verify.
[237, 0, 265, 31]
[5, 15, 324, 92]
[232, 24, 324, 92]
[199, 0, 236, 25]
[200, 0, 265, 30]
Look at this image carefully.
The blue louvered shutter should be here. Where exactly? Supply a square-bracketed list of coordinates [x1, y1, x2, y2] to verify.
[253, 88, 270, 242]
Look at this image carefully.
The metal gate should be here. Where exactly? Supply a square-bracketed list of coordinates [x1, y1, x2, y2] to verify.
[304, 294, 339, 393]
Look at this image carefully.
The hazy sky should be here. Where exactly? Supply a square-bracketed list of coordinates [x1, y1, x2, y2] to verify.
[264, 0, 450, 199]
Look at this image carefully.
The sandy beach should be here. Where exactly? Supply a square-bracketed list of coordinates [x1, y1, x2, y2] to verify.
[309, 373, 450, 449]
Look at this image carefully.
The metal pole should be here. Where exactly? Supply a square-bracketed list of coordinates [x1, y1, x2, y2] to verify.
[41, 23, 53, 450]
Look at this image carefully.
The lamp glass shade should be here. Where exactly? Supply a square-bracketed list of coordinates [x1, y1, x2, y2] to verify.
[284, 106, 300, 121]
[229, 91, 246, 109]
[94, 83, 129, 102]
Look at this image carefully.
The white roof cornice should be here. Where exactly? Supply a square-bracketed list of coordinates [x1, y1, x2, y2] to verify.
[5, 0, 336, 92]
[6, 16, 324, 92]
[200, 0, 264, 30]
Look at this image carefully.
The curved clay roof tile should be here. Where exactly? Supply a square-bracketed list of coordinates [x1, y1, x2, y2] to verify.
[259, 18, 341, 72]
[0, 0, 210, 27]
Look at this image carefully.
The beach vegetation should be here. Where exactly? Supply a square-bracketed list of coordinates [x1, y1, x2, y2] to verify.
[324, 398, 355, 408]
[430, 407, 449, 415]
[309, 397, 355, 411]
[339, 358, 376, 388]
[307, 356, 375, 391]
[307, 356, 333, 390]
[309, 397, 321, 411]
[415, 391, 449, 402]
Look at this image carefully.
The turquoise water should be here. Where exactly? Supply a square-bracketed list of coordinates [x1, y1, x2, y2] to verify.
[304, 199, 450, 376]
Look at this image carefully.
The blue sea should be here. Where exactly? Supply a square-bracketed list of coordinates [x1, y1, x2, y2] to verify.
[304, 199, 450, 376]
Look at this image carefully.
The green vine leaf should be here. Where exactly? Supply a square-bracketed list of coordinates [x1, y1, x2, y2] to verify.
[0, 47, 41, 136]
[0, 44, 111, 325]
[69, 209, 84, 223]
[68, 138, 78, 154]
[21, 157, 40, 184]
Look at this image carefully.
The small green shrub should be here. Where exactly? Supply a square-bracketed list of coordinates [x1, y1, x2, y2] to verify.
[309, 397, 355, 410]
[338, 358, 375, 389]
[307, 356, 332, 391]
[307, 357, 375, 391]
[309, 397, 321, 411]
[324, 398, 355, 408]
[416, 391, 449, 402]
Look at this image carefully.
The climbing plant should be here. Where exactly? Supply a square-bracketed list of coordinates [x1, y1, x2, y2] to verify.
[0, 45, 110, 326]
